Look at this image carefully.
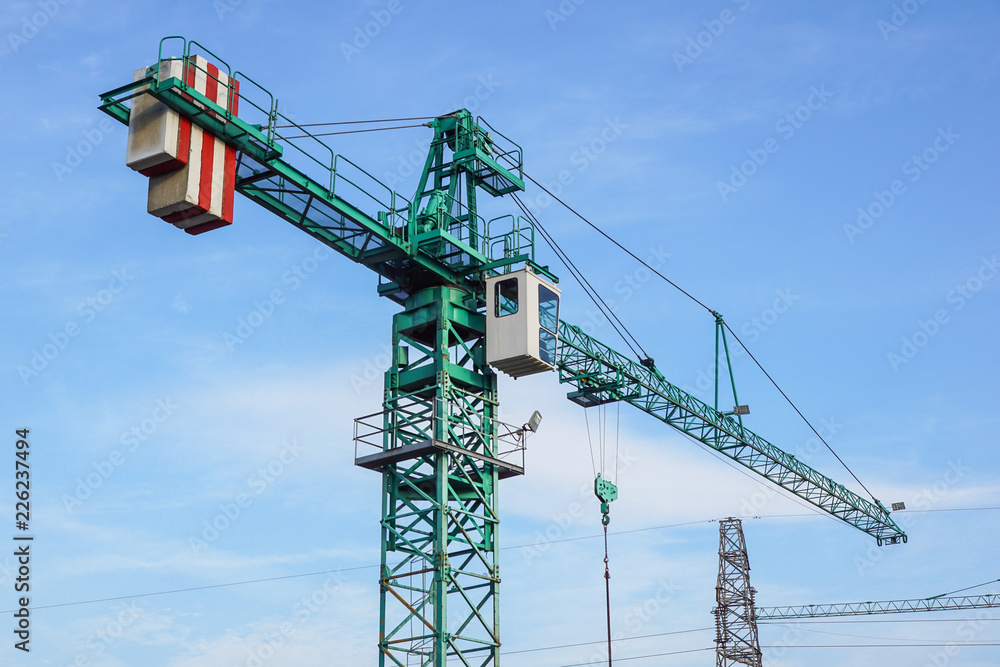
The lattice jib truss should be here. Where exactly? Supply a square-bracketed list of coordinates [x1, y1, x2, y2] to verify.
[757, 593, 1000, 620]
[555, 322, 907, 545]
[99, 35, 910, 667]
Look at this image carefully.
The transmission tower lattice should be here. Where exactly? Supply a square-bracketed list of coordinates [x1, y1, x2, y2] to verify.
[713, 517, 763, 667]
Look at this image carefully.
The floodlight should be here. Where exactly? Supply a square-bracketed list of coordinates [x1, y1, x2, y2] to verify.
[525, 410, 542, 433]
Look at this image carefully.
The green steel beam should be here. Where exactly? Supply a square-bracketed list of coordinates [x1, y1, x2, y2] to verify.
[371, 286, 502, 667]
[757, 594, 1000, 619]
[555, 321, 907, 545]
[102, 38, 913, 667]
[97, 53, 529, 306]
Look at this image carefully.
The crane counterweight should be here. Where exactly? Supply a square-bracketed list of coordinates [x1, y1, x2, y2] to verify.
[98, 34, 909, 667]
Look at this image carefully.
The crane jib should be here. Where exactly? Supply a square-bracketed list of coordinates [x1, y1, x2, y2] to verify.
[555, 320, 907, 545]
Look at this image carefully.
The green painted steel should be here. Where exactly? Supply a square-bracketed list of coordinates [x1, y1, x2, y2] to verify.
[594, 474, 618, 525]
[100, 34, 909, 667]
[757, 594, 1000, 619]
[372, 286, 503, 666]
[713, 312, 745, 427]
[98, 37, 534, 306]
[556, 321, 907, 545]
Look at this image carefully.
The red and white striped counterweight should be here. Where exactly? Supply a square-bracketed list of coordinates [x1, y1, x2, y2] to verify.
[125, 55, 239, 235]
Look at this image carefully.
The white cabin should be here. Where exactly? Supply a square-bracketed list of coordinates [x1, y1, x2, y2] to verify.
[485, 268, 561, 377]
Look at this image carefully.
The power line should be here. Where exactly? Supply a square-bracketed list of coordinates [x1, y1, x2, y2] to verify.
[14, 509, 998, 615]
[502, 627, 713, 656]
[0, 565, 375, 613]
[761, 618, 1000, 624]
[765, 621, 999, 643]
[556, 647, 715, 666]
[0, 520, 714, 614]
[761, 643, 1000, 648]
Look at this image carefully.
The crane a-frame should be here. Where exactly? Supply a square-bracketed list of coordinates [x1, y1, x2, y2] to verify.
[98, 37, 906, 666]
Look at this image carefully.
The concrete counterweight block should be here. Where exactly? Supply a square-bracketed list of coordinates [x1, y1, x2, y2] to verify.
[125, 59, 192, 176]
[143, 55, 240, 235]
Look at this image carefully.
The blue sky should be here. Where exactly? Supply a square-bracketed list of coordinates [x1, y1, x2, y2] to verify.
[2, 0, 999, 665]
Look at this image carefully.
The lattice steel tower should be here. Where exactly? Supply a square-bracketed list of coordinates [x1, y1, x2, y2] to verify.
[100, 35, 910, 667]
[713, 518, 763, 667]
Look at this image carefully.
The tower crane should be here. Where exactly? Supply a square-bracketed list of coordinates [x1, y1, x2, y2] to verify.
[98, 36, 907, 667]
[713, 517, 998, 667]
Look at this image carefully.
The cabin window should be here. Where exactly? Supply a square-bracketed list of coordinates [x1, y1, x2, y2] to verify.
[495, 277, 518, 317]
[538, 284, 560, 364]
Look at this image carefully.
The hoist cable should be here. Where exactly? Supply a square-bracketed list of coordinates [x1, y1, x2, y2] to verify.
[511, 193, 642, 358]
[584, 408, 598, 479]
[599, 403, 605, 476]
[929, 577, 1000, 599]
[515, 194, 650, 359]
[278, 123, 428, 140]
[615, 401, 621, 485]
[521, 171, 715, 315]
[510, 193, 646, 360]
[267, 116, 438, 129]
[721, 320, 880, 505]
[603, 523, 613, 667]
[516, 168, 881, 506]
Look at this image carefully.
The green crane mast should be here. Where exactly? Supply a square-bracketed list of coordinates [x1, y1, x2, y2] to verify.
[98, 36, 906, 667]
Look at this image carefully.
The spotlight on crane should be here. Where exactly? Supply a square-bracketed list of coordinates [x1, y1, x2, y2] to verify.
[524, 410, 542, 434]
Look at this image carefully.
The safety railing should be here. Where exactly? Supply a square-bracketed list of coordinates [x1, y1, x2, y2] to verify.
[354, 396, 525, 473]
[151, 36, 410, 235]
[486, 215, 536, 270]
